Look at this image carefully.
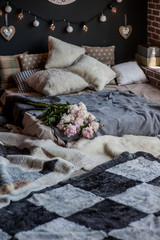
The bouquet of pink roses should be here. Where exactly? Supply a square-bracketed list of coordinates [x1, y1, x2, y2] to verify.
[29, 101, 100, 139]
[56, 102, 100, 138]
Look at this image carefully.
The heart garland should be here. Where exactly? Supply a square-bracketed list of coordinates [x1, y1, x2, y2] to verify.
[0, 13, 15, 41]
[119, 14, 132, 39]
[119, 25, 132, 39]
[1, 25, 15, 41]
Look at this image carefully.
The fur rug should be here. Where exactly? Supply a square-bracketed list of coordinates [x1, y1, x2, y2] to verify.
[0, 132, 76, 208]
[0, 131, 160, 210]
[70, 134, 160, 170]
[0, 132, 160, 172]
[0, 151, 160, 239]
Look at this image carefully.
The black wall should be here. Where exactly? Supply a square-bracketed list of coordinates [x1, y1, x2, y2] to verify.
[0, 0, 147, 63]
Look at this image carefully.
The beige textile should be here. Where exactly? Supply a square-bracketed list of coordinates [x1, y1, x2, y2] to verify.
[25, 69, 89, 96]
[19, 53, 48, 71]
[45, 36, 85, 69]
[0, 52, 27, 89]
[83, 45, 115, 66]
[67, 54, 116, 91]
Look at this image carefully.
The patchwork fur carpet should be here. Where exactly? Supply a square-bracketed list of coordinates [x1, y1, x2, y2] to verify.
[0, 152, 160, 239]
[0, 131, 160, 211]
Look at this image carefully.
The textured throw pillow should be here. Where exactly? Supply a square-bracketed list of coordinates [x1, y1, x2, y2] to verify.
[19, 53, 48, 71]
[83, 45, 115, 66]
[12, 69, 40, 93]
[67, 54, 116, 91]
[45, 36, 85, 69]
[0, 52, 27, 89]
[112, 61, 148, 85]
[26, 69, 89, 96]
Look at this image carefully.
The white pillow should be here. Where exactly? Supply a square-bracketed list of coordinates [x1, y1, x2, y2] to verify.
[112, 61, 148, 85]
[67, 54, 116, 91]
[26, 69, 89, 96]
[45, 36, 85, 69]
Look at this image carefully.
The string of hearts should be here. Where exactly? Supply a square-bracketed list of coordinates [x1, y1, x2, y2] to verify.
[0, 13, 15, 41]
[119, 14, 132, 39]
[0, 0, 132, 41]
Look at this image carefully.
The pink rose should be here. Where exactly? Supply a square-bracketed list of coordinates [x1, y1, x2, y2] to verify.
[74, 117, 84, 126]
[78, 102, 87, 111]
[82, 127, 94, 139]
[64, 124, 77, 137]
[77, 110, 88, 119]
[61, 113, 75, 123]
[56, 102, 100, 139]
[72, 117, 84, 132]
[88, 113, 96, 123]
[90, 121, 99, 131]
[68, 104, 79, 116]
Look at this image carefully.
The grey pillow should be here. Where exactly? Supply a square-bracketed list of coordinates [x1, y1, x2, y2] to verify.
[112, 61, 148, 85]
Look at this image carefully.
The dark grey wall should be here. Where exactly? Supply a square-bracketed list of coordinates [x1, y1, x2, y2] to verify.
[0, 0, 147, 63]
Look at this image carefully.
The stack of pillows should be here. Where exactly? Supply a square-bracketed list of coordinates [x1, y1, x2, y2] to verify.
[0, 36, 148, 96]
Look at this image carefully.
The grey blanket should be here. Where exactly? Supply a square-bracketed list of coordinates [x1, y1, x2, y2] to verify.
[1, 90, 160, 140]
[59, 90, 160, 137]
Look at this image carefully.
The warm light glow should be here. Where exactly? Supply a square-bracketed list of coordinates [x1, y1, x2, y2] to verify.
[50, 23, 55, 31]
[0, 1, 120, 33]
[18, 12, 24, 20]
[83, 24, 88, 32]
[111, 7, 117, 14]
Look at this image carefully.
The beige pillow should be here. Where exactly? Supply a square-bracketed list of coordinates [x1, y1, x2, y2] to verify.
[26, 69, 89, 96]
[45, 36, 85, 69]
[67, 54, 116, 91]
[83, 45, 115, 66]
[19, 53, 48, 71]
[0, 52, 27, 89]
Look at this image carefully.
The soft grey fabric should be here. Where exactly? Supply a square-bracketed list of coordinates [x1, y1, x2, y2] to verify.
[59, 90, 160, 137]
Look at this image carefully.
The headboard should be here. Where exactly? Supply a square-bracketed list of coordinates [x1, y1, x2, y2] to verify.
[0, 0, 147, 64]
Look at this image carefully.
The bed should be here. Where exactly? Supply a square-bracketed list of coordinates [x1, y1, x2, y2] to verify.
[0, 36, 160, 239]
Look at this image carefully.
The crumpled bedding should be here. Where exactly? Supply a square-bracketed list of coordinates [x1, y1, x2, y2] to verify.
[2, 94, 60, 127]
[59, 89, 160, 137]
[2, 90, 160, 145]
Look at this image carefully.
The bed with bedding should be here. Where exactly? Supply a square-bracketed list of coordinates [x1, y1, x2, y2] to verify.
[0, 36, 160, 239]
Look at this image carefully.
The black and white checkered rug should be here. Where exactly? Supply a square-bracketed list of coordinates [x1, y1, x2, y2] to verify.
[0, 151, 160, 240]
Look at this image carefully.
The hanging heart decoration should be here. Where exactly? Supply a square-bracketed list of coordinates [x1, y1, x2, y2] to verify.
[119, 25, 132, 39]
[0, 25, 15, 41]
